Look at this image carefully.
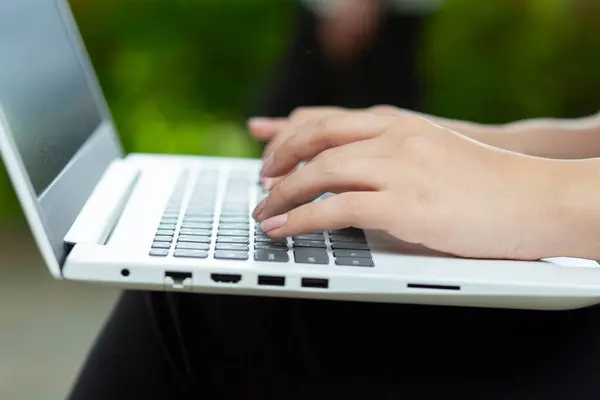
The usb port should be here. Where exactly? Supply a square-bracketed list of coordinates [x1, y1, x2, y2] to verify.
[301, 278, 329, 289]
[164, 271, 192, 290]
[258, 275, 286, 287]
[211, 273, 242, 284]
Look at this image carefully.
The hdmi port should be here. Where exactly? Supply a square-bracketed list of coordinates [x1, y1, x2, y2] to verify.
[211, 273, 242, 284]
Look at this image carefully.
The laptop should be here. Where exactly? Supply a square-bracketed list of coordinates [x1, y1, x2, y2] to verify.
[2, 0, 600, 311]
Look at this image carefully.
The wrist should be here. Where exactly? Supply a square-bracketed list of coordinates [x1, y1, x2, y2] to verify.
[540, 159, 600, 259]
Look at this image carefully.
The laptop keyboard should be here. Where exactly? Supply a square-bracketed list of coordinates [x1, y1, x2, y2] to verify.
[149, 169, 374, 267]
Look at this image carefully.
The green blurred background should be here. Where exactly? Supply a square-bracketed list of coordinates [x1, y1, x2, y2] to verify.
[1, 0, 600, 220]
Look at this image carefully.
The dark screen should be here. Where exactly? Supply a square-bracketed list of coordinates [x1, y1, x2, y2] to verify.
[0, 0, 103, 195]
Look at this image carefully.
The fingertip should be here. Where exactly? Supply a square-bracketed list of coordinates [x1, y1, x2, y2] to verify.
[248, 117, 284, 140]
[260, 214, 288, 233]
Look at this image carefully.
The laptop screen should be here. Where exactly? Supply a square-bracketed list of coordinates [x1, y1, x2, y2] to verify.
[0, 0, 103, 195]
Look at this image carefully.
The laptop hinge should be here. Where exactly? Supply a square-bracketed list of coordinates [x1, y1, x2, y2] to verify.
[64, 159, 140, 246]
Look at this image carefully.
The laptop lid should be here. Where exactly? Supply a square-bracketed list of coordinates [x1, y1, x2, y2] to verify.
[0, 0, 123, 277]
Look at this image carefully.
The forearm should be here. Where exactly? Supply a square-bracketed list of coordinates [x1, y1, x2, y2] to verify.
[437, 113, 600, 159]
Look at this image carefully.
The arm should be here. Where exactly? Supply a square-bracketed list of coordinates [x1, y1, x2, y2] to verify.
[252, 111, 600, 261]
[248, 106, 600, 160]
[434, 113, 600, 159]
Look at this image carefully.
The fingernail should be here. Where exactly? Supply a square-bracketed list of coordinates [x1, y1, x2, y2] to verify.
[252, 197, 267, 219]
[261, 153, 275, 176]
[261, 214, 288, 232]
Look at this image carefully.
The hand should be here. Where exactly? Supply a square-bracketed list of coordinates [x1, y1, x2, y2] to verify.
[252, 112, 567, 260]
[249, 106, 411, 188]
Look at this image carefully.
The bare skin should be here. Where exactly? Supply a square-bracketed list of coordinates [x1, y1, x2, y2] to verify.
[248, 107, 600, 261]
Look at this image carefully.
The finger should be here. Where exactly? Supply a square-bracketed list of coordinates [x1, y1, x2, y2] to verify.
[261, 112, 390, 178]
[248, 118, 287, 141]
[249, 105, 399, 143]
[263, 107, 347, 157]
[259, 192, 389, 237]
[260, 171, 290, 191]
[254, 143, 385, 221]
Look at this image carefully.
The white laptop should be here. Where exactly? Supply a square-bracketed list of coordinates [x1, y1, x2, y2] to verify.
[2, 0, 600, 311]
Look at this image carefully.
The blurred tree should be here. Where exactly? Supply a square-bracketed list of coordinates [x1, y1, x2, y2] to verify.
[421, 0, 600, 123]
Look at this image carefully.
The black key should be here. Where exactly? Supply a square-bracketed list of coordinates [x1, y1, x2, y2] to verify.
[154, 235, 173, 243]
[220, 217, 248, 223]
[335, 257, 374, 267]
[294, 248, 329, 265]
[293, 234, 325, 241]
[331, 242, 370, 251]
[216, 243, 249, 252]
[221, 205, 248, 210]
[216, 236, 249, 245]
[219, 212, 248, 218]
[333, 250, 372, 259]
[255, 236, 288, 245]
[217, 229, 249, 237]
[179, 229, 212, 237]
[149, 249, 169, 257]
[185, 211, 214, 218]
[186, 206, 214, 212]
[158, 224, 177, 230]
[151, 242, 171, 249]
[156, 229, 175, 236]
[329, 228, 364, 238]
[329, 235, 367, 244]
[221, 204, 248, 209]
[293, 240, 327, 249]
[255, 250, 289, 263]
[219, 223, 249, 230]
[181, 223, 213, 230]
[183, 216, 213, 223]
[254, 242, 288, 251]
[176, 242, 210, 251]
[221, 206, 248, 211]
[214, 250, 249, 260]
[174, 250, 209, 259]
[187, 198, 215, 203]
[177, 235, 211, 243]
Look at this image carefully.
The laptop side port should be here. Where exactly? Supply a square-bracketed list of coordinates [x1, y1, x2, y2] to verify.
[407, 283, 460, 291]
[301, 278, 329, 289]
[258, 275, 285, 287]
[164, 271, 193, 291]
[211, 273, 242, 284]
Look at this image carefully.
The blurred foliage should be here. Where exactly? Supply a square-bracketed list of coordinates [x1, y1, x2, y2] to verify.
[421, 0, 600, 123]
[2, 0, 600, 221]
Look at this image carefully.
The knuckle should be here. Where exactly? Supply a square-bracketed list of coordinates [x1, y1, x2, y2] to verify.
[340, 194, 365, 222]
[402, 134, 436, 156]
[314, 149, 342, 176]
[387, 119, 436, 155]
[315, 114, 341, 134]
[268, 180, 288, 207]
[369, 105, 398, 116]
[290, 107, 313, 124]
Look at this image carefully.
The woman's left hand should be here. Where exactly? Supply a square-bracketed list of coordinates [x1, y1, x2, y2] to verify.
[252, 112, 567, 260]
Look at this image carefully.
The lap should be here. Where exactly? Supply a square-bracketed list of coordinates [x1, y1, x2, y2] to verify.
[69, 290, 600, 400]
